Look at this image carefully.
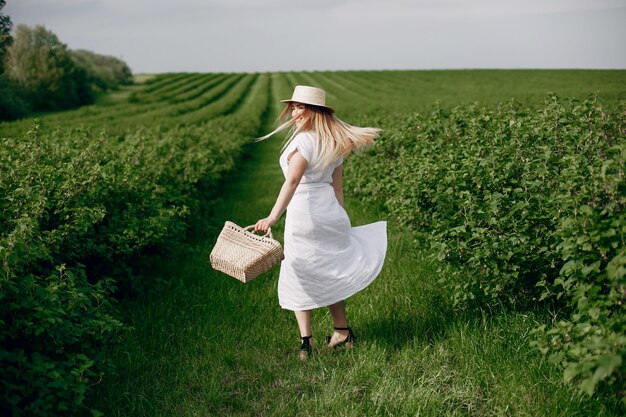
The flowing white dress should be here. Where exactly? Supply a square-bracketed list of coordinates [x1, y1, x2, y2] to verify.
[277, 131, 388, 311]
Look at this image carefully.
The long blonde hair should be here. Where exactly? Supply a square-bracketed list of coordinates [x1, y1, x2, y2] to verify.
[255, 102, 381, 170]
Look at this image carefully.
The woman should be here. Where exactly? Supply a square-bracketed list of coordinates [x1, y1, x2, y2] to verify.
[254, 85, 387, 360]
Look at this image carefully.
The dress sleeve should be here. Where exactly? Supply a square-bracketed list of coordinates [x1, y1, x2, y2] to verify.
[294, 133, 314, 164]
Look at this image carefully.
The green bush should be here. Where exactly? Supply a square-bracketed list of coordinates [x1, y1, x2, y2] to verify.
[346, 94, 625, 399]
[0, 73, 270, 415]
[0, 125, 123, 415]
[0, 264, 122, 416]
[531, 123, 625, 398]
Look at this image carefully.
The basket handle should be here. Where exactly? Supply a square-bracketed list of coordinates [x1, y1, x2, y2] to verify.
[243, 225, 273, 239]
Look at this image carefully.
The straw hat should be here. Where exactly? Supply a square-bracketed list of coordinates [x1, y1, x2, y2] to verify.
[281, 85, 335, 113]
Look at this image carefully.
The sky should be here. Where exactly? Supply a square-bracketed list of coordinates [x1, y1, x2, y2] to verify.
[4, 0, 626, 74]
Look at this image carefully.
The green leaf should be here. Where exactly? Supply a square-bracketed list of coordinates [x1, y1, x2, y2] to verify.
[581, 261, 601, 276]
[593, 355, 622, 385]
[564, 364, 580, 383]
[588, 307, 600, 320]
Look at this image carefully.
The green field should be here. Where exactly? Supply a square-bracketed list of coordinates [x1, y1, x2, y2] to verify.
[1, 70, 624, 416]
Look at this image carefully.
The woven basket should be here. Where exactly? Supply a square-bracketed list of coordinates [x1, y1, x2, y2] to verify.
[209, 221, 284, 283]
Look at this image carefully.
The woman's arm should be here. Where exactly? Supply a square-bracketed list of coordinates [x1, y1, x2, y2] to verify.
[254, 151, 308, 233]
[331, 164, 344, 208]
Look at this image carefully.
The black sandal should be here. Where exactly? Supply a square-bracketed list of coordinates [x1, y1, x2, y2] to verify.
[299, 335, 313, 361]
[326, 326, 355, 348]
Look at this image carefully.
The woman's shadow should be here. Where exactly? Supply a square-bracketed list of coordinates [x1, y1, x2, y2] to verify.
[358, 292, 466, 351]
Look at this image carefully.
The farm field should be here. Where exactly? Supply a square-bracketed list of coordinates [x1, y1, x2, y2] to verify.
[1, 70, 624, 416]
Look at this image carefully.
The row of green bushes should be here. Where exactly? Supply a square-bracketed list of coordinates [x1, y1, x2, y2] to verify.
[346, 94, 625, 401]
[0, 6, 132, 121]
[0, 73, 253, 139]
[0, 74, 270, 416]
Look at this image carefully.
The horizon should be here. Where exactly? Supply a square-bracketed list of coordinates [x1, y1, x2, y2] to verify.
[131, 68, 626, 75]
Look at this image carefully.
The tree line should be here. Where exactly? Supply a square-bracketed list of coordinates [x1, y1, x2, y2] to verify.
[0, 1, 132, 121]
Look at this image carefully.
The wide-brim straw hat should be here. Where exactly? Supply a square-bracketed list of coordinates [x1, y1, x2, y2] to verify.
[280, 85, 335, 113]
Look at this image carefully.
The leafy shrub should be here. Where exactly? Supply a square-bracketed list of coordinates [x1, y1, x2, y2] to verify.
[0, 73, 270, 415]
[0, 125, 124, 416]
[0, 264, 122, 416]
[346, 94, 625, 399]
[530, 120, 625, 398]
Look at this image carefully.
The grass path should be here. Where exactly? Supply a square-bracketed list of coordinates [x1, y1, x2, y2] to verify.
[88, 76, 622, 416]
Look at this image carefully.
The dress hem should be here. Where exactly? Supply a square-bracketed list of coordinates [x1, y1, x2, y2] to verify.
[278, 226, 387, 311]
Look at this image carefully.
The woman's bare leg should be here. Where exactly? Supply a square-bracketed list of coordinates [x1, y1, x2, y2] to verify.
[294, 310, 313, 360]
[327, 300, 351, 347]
[294, 310, 312, 337]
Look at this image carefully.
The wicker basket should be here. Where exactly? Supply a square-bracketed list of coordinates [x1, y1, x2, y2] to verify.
[209, 221, 284, 283]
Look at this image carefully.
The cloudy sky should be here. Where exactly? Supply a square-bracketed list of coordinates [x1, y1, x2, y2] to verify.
[5, 0, 626, 74]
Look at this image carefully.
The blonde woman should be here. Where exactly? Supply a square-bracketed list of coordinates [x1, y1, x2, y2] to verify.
[254, 85, 387, 360]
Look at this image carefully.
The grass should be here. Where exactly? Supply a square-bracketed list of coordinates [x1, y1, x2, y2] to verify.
[86, 73, 624, 417]
[94, 74, 159, 105]
[133, 73, 159, 84]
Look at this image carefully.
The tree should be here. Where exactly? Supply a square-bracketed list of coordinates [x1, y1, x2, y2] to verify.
[1, 22, 132, 119]
[71, 49, 133, 89]
[0, 0, 12, 74]
[6, 24, 82, 110]
[0, 1, 29, 120]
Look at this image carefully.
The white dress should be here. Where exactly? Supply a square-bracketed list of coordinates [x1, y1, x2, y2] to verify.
[277, 131, 388, 311]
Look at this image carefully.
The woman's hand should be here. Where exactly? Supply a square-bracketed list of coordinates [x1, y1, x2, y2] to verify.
[254, 216, 277, 234]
